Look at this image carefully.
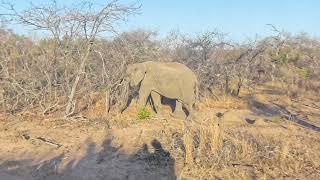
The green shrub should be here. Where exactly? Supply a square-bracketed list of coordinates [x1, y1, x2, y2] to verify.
[271, 116, 282, 124]
[137, 108, 151, 120]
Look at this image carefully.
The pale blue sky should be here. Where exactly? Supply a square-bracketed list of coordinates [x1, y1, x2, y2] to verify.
[4, 0, 320, 41]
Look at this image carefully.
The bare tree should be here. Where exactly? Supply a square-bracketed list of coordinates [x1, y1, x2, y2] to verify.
[1, 0, 140, 117]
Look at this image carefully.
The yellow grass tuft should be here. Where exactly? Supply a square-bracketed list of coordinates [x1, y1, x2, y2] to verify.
[183, 123, 194, 164]
[210, 118, 224, 154]
[198, 126, 207, 157]
[200, 95, 248, 110]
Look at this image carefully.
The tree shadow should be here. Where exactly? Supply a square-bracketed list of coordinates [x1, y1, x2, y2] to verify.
[0, 137, 176, 180]
[247, 97, 320, 132]
[248, 99, 281, 117]
[261, 86, 286, 96]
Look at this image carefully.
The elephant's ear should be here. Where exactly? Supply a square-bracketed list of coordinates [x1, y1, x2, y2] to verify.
[131, 63, 147, 86]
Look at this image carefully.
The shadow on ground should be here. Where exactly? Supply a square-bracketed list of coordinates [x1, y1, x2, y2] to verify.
[247, 96, 320, 132]
[0, 137, 176, 180]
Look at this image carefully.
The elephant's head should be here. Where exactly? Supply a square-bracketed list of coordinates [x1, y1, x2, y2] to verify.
[125, 62, 148, 87]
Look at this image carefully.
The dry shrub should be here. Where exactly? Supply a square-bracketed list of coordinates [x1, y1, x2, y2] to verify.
[82, 92, 107, 119]
[1, 27, 320, 117]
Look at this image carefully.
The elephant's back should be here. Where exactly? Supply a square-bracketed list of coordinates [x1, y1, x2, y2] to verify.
[163, 62, 189, 69]
[161, 62, 196, 77]
[149, 61, 198, 85]
[149, 61, 197, 102]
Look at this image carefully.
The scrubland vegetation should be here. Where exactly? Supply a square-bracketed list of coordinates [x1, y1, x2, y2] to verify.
[0, 1, 319, 179]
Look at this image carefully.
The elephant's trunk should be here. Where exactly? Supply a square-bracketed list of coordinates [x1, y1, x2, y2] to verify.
[121, 74, 132, 88]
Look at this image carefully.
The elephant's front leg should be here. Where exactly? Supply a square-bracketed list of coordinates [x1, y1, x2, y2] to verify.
[173, 100, 186, 119]
[150, 91, 162, 115]
[137, 83, 151, 110]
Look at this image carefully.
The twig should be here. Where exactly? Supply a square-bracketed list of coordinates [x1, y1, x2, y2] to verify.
[36, 137, 62, 148]
[42, 101, 60, 115]
[150, 117, 168, 123]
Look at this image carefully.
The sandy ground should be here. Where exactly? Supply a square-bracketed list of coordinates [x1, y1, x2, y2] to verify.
[0, 108, 187, 180]
[0, 87, 319, 179]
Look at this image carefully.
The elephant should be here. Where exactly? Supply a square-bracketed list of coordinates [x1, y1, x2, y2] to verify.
[123, 61, 198, 119]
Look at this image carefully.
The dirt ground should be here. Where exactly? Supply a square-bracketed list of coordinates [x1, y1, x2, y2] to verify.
[0, 85, 320, 180]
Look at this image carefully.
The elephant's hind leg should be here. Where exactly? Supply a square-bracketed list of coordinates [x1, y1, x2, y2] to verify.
[150, 91, 162, 115]
[173, 100, 187, 119]
[185, 103, 195, 120]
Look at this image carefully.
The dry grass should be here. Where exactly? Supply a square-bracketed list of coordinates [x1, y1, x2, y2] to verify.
[176, 115, 320, 179]
[178, 124, 320, 179]
[1, 84, 320, 179]
[173, 85, 320, 179]
[200, 95, 248, 110]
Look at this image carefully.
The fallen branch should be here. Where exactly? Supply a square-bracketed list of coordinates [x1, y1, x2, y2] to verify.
[231, 163, 256, 168]
[66, 115, 89, 122]
[20, 133, 62, 148]
[36, 137, 62, 148]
